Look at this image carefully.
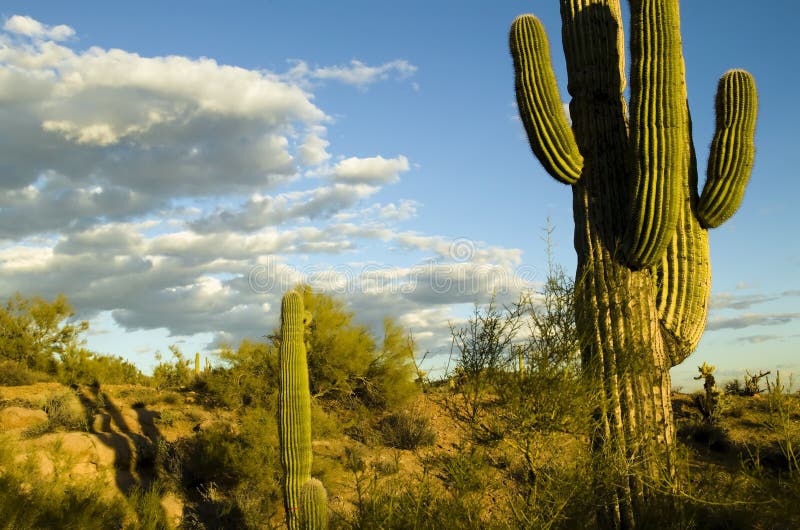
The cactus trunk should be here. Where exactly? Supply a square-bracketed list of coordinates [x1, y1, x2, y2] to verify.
[574, 200, 676, 527]
[510, 1, 756, 527]
[278, 290, 327, 529]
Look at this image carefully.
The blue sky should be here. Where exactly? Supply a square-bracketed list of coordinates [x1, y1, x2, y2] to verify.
[0, 1, 797, 389]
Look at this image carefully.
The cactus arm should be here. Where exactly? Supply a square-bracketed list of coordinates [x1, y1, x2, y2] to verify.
[278, 290, 314, 530]
[697, 70, 758, 228]
[510, 15, 584, 185]
[656, 111, 710, 366]
[299, 478, 328, 529]
[657, 204, 710, 366]
[624, 0, 689, 268]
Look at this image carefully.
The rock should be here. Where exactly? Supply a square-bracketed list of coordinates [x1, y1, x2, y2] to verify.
[161, 491, 184, 529]
[0, 406, 48, 431]
[93, 413, 111, 433]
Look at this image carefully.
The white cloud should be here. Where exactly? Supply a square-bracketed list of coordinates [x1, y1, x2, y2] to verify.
[311, 59, 417, 86]
[190, 183, 381, 233]
[333, 155, 410, 184]
[283, 58, 417, 89]
[0, 16, 529, 365]
[298, 130, 331, 166]
[3, 15, 75, 41]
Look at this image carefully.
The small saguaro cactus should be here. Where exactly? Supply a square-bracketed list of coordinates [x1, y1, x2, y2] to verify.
[278, 290, 327, 529]
[509, 1, 757, 527]
[195, 352, 201, 377]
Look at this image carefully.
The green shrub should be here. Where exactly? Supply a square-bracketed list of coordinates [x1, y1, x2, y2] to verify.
[58, 346, 145, 386]
[432, 448, 486, 496]
[151, 345, 195, 390]
[23, 389, 88, 436]
[378, 406, 436, 450]
[126, 483, 172, 530]
[0, 359, 39, 385]
[300, 286, 419, 413]
[170, 407, 283, 526]
[0, 292, 87, 373]
[338, 469, 485, 530]
[203, 340, 279, 410]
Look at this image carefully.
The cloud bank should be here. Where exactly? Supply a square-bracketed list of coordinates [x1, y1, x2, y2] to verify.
[0, 16, 532, 368]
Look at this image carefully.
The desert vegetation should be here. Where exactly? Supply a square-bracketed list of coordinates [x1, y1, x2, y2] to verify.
[1, 264, 799, 529]
[0, 2, 793, 530]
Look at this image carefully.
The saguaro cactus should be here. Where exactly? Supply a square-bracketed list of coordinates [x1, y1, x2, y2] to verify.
[509, 1, 756, 527]
[195, 352, 201, 377]
[278, 290, 327, 529]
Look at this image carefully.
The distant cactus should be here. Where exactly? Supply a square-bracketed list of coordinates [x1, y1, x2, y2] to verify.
[694, 362, 722, 423]
[278, 290, 327, 529]
[509, 1, 757, 526]
[195, 352, 201, 377]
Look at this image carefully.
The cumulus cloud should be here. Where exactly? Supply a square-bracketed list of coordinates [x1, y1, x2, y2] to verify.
[297, 130, 331, 166]
[3, 15, 75, 41]
[332, 155, 410, 184]
[189, 184, 381, 233]
[367, 200, 420, 222]
[0, 16, 527, 367]
[0, 25, 331, 238]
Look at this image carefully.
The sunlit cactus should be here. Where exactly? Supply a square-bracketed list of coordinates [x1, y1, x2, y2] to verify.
[509, 2, 757, 527]
[278, 290, 327, 529]
[195, 352, 201, 377]
[299, 478, 328, 530]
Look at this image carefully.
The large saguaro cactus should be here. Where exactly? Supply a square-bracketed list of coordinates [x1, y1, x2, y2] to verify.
[509, 1, 756, 527]
[278, 290, 327, 529]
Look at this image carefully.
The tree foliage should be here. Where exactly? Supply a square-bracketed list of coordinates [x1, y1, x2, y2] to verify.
[151, 345, 195, 390]
[299, 286, 418, 411]
[58, 346, 144, 386]
[205, 287, 419, 414]
[0, 293, 87, 372]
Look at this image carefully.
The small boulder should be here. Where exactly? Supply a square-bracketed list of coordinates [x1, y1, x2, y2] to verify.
[0, 407, 48, 432]
[93, 413, 111, 433]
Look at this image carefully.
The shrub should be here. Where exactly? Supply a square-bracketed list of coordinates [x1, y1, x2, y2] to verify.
[203, 340, 279, 410]
[151, 345, 194, 390]
[170, 407, 283, 526]
[0, 293, 87, 373]
[724, 378, 743, 396]
[378, 407, 436, 450]
[431, 448, 486, 495]
[58, 346, 145, 386]
[0, 360, 39, 386]
[24, 390, 88, 436]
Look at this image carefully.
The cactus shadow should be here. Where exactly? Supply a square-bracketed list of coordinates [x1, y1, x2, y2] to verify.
[76, 386, 168, 523]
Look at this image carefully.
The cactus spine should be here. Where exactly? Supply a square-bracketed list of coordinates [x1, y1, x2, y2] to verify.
[510, 2, 756, 527]
[278, 290, 327, 529]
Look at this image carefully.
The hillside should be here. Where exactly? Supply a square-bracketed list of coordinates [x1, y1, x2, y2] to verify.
[1, 379, 799, 529]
